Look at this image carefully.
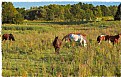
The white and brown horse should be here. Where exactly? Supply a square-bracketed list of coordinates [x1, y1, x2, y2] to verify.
[62, 33, 87, 47]
[97, 35, 110, 44]
[97, 34, 121, 45]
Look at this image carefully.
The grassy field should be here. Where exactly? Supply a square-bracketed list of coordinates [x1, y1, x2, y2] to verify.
[2, 21, 121, 76]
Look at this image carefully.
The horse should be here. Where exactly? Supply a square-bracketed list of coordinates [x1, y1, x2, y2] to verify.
[2, 34, 15, 41]
[62, 33, 87, 47]
[53, 36, 62, 54]
[97, 35, 110, 44]
[108, 34, 121, 45]
[97, 34, 121, 45]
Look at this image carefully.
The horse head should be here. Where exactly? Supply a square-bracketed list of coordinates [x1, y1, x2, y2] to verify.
[9, 34, 15, 41]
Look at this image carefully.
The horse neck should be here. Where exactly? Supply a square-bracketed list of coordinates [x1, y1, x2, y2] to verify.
[115, 35, 120, 39]
[62, 35, 68, 41]
[62, 36, 66, 41]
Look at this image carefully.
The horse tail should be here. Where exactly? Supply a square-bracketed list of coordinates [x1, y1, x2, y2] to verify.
[97, 36, 100, 43]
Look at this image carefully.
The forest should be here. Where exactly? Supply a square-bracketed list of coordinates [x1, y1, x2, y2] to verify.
[2, 2, 121, 24]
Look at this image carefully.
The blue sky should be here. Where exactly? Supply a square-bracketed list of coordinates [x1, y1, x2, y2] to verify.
[12, 2, 121, 9]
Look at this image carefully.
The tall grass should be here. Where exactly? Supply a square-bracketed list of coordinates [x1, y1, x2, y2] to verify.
[2, 21, 121, 76]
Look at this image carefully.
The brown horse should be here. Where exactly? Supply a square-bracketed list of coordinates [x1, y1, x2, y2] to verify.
[109, 34, 121, 45]
[53, 36, 62, 54]
[2, 34, 15, 41]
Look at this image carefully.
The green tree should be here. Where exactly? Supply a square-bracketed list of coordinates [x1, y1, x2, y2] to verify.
[14, 13, 24, 24]
[64, 4, 73, 21]
[85, 9, 95, 21]
[2, 2, 23, 24]
[58, 5, 65, 21]
[109, 5, 117, 16]
[93, 6, 102, 18]
[26, 10, 42, 20]
[70, 4, 81, 21]
[114, 3, 121, 20]
[81, 3, 89, 10]
[100, 5, 111, 16]
[16, 7, 26, 18]
[45, 5, 55, 21]
[79, 9, 86, 21]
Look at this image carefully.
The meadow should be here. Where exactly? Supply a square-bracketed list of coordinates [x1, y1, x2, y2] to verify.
[2, 21, 121, 76]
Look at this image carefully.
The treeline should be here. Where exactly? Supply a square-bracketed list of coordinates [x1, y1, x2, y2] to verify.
[24, 2, 118, 21]
[2, 2, 120, 24]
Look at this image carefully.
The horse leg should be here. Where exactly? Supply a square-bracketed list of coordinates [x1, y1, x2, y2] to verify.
[72, 42, 75, 47]
[55, 47, 59, 54]
[9, 40, 12, 47]
[112, 41, 115, 45]
[98, 40, 101, 44]
[108, 40, 111, 44]
[57, 48, 60, 54]
[115, 39, 119, 44]
[83, 40, 87, 47]
[80, 39, 83, 46]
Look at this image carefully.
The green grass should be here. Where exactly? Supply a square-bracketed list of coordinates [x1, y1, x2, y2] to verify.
[2, 21, 121, 76]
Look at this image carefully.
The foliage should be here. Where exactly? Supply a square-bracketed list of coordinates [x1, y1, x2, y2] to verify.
[100, 5, 111, 16]
[2, 2, 24, 24]
[11, 2, 118, 22]
[114, 3, 121, 20]
[2, 2, 119, 22]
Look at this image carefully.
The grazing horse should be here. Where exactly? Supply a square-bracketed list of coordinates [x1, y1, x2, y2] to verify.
[97, 34, 121, 45]
[109, 34, 121, 45]
[2, 34, 15, 41]
[97, 35, 110, 44]
[53, 36, 62, 54]
[62, 33, 87, 47]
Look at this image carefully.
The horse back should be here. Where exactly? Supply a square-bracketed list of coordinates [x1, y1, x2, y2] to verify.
[2, 34, 9, 40]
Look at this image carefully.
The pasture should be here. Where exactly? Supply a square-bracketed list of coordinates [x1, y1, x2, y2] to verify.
[2, 21, 121, 76]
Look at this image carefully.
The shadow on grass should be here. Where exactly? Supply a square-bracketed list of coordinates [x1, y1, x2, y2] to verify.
[41, 21, 94, 25]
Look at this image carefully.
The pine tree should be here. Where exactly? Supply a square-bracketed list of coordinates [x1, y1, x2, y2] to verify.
[114, 3, 121, 20]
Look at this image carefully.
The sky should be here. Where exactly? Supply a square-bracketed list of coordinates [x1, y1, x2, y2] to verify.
[12, 2, 121, 9]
